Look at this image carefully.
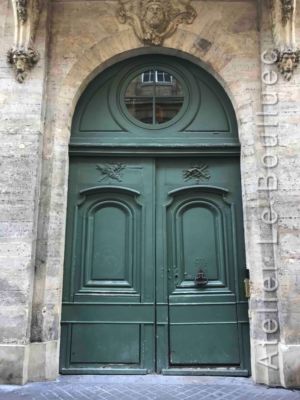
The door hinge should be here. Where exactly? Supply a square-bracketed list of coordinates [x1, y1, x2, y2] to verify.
[244, 278, 251, 299]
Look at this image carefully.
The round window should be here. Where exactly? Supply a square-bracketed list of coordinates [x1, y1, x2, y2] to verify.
[124, 69, 185, 126]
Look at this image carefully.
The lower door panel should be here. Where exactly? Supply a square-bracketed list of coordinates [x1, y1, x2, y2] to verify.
[169, 304, 240, 366]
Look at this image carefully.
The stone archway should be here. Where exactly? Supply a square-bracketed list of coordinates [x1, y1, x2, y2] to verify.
[31, 28, 264, 383]
[60, 53, 250, 374]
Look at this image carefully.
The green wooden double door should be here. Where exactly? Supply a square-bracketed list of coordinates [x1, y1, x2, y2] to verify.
[60, 155, 250, 375]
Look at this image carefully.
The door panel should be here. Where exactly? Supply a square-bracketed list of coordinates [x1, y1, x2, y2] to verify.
[170, 324, 240, 365]
[180, 204, 220, 281]
[156, 157, 250, 374]
[74, 187, 141, 295]
[168, 193, 228, 289]
[70, 324, 140, 364]
[90, 204, 131, 281]
[60, 157, 156, 374]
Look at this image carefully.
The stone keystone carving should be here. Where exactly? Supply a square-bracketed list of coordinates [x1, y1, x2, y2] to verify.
[117, 0, 197, 46]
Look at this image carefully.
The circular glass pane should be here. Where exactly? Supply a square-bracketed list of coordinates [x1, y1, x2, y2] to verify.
[124, 69, 184, 125]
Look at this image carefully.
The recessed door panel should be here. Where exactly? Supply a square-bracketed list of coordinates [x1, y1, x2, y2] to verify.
[70, 324, 140, 364]
[171, 200, 226, 288]
[91, 204, 130, 281]
[79, 193, 140, 292]
[180, 204, 219, 281]
[170, 324, 240, 365]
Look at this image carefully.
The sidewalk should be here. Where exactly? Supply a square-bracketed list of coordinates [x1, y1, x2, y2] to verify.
[0, 375, 300, 400]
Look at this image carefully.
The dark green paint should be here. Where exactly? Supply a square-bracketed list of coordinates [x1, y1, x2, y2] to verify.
[60, 55, 250, 376]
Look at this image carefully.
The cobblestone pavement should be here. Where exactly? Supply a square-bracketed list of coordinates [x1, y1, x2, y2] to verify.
[1, 375, 300, 400]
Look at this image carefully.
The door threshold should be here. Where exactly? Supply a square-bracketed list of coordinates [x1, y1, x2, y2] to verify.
[162, 368, 249, 377]
[60, 368, 148, 375]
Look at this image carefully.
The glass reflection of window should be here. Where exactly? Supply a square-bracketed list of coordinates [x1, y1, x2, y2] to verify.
[141, 70, 172, 85]
[125, 69, 184, 125]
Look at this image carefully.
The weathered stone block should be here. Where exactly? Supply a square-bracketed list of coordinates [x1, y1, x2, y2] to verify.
[279, 344, 300, 388]
[0, 345, 29, 385]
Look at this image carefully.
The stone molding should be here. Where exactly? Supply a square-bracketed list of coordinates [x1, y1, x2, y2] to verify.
[117, 0, 197, 46]
[7, 0, 43, 82]
[271, 0, 299, 80]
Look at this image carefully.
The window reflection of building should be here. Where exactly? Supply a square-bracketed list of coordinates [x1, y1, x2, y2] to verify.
[125, 69, 184, 125]
[142, 71, 172, 84]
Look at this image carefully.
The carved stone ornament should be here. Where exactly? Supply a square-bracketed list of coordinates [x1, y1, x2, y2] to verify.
[117, 0, 197, 46]
[275, 47, 300, 80]
[281, 0, 294, 25]
[8, 0, 42, 82]
[271, 0, 299, 80]
[16, 0, 28, 23]
[7, 47, 40, 83]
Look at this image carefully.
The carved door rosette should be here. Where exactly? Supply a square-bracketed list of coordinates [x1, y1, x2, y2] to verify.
[7, 0, 43, 83]
[117, 0, 197, 46]
[271, 0, 300, 80]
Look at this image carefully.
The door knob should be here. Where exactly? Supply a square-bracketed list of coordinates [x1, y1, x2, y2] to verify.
[194, 269, 208, 287]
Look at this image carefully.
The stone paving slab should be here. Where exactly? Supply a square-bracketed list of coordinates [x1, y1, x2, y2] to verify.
[0, 376, 300, 400]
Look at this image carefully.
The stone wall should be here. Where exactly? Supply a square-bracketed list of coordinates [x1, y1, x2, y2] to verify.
[0, 0, 52, 384]
[273, 3, 300, 389]
[0, 0, 299, 388]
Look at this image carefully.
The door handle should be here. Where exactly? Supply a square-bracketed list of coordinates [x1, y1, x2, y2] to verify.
[194, 269, 208, 287]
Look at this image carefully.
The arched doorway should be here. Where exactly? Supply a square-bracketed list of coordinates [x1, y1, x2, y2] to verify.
[60, 55, 250, 376]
